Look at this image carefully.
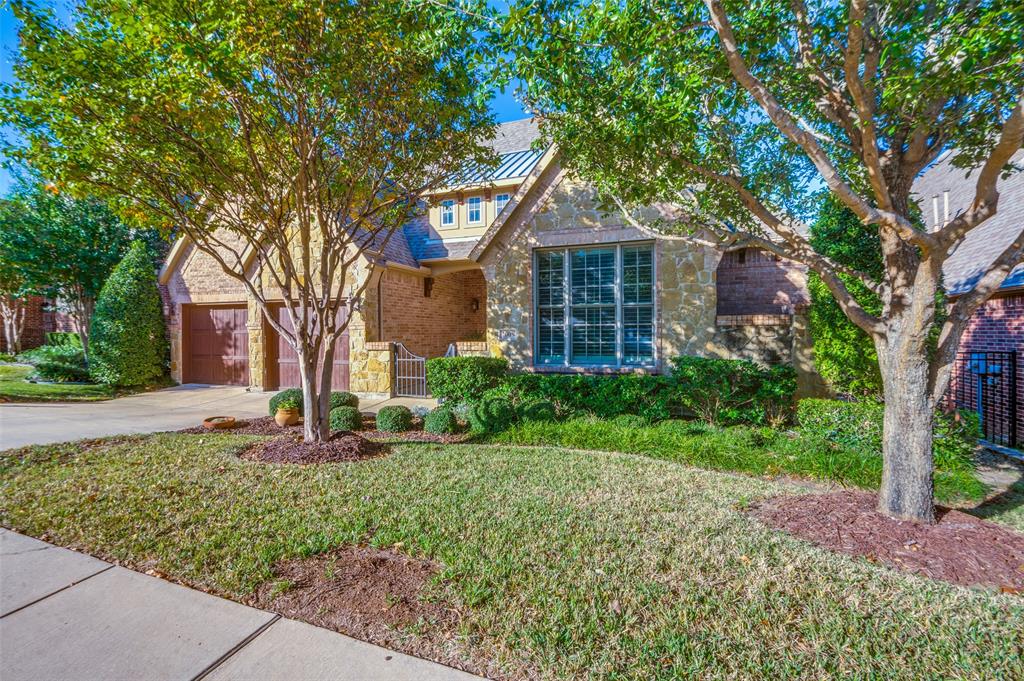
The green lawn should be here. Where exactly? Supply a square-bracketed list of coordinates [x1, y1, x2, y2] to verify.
[493, 417, 988, 505]
[1, 433, 1021, 679]
[0, 364, 117, 401]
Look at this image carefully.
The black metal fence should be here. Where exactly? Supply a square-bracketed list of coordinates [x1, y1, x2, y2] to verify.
[949, 350, 1020, 448]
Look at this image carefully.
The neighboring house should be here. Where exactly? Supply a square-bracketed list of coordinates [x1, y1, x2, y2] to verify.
[158, 118, 818, 397]
[0, 296, 74, 354]
[914, 149, 1023, 448]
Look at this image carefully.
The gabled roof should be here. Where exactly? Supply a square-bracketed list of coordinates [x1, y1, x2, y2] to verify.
[913, 149, 1024, 296]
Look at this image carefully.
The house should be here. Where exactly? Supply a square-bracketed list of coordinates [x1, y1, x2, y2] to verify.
[913, 149, 1023, 448]
[158, 118, 818, 398]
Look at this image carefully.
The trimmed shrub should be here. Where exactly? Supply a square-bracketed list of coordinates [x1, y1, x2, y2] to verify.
[468, 396, 517, 433]
[89, 241, 168, 386]
[424, 406, 460, 434]
[520, 399, 557, 422]
[376, 405, 413, 432]
[18, 343, 89, 382]
[329, 406, 363, 431]
[426, 356, 508, 402]
[669, 356, 796, 426]
[491, 373, 674, 421]
[269, 388, 304, 415]
[330, 391, 359, 410]
[797, 398, 980, 471]
[46, 331, 82, 347]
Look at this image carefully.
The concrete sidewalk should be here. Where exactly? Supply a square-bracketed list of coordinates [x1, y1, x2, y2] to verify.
[0, 529, 482, 681]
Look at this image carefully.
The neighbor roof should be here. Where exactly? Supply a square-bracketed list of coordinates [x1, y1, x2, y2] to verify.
[913, 149, 1024, 296]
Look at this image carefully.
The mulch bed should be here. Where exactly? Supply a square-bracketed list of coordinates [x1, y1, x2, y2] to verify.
[253, 546, 463, 664]
[241, 431, 384, 464]
[179, 415, 470, 444]
[754, 490, 1024, 592]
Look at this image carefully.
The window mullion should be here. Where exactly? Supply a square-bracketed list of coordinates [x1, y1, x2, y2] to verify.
[615, 245, 623, 368]
[563, 248, 570, 367]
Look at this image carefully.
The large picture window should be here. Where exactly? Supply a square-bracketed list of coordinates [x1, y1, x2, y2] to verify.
[534, 243, 655, 367]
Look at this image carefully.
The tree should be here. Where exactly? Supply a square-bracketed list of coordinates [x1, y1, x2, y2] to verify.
[0, 200, 34, 354]
[3, 0, 494, 442]
[89, 241, 168, 386]
[499, 0, 1024, 521]
[0, 181, 138, 360]
[807, 194, 883, 398]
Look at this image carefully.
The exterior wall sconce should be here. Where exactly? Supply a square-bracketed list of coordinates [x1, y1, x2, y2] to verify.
[470, 297, 480, 312]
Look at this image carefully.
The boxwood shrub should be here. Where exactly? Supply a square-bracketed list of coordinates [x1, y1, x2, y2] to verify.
[329, 406, 363, 431]
[488, 373, 675, 422]
[376, 405, 413, 432]
[269, 388, 304, 415]
[269, 389, 359, 416]
[423, 406, 459, 434]
[425, 356, 508, 402]
[468, 396, 517, 433]
[797, 398, 980, 471]
[669, 356, 796, 426]
[330, 391, 359, 410]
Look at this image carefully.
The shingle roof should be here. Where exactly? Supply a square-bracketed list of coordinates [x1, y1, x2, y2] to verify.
[487, 117, 542, 154]
[912, 149, 1024, 296]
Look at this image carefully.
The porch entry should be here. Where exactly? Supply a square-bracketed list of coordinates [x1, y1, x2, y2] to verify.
[949, 350, 1020, 448]
[266, 303, 350, 391]
[394, 342, 428, 397]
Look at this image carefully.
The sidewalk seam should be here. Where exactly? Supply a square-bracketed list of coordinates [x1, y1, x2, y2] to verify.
[191, 613, 282, 681]
[0, 564, 114, 619]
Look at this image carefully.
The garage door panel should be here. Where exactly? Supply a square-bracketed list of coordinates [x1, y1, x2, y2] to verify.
[270, 305, 349, 391]
[185, 306, 249, 386]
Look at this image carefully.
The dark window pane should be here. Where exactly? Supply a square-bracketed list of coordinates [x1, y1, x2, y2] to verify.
[570, 306, 616, 364]
[537, 308, 565, 363]
[536, 251, 564, 307]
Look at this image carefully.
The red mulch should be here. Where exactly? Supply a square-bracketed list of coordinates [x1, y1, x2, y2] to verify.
[178, 416, 301, 436]
[241, 431, 383, 464]
[754, 490, 1024, 592]
[253, 547, 465, 666]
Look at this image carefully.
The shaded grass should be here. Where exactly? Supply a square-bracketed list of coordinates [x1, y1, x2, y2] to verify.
[0, 364, 116, 401]
[1, 433, 1021, 679]
[493, 418, 988, 504]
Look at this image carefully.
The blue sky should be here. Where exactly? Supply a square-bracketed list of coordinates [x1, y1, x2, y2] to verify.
[0, 2, 528, 195]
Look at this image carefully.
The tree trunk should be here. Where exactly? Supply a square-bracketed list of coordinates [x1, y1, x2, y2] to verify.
[1, 297, 26, 354]
[877, 340, 936, 523]
[298, 348, 329, 443]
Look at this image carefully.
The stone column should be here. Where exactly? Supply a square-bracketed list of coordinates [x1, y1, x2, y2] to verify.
[247, 297, 267, 391]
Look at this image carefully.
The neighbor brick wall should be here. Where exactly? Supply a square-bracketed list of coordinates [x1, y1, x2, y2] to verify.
[947, 292, 1023, 446]
[380, 268, 486, 358]
[0, 295, 47, 353]
[716, 247, 808, 316]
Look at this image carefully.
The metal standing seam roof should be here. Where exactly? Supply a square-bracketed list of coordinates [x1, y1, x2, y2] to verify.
[446, 148, 546, 186]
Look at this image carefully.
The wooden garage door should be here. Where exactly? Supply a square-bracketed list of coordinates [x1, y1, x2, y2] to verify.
[268, 304, 349, 391]
[185, 305, 250, 385]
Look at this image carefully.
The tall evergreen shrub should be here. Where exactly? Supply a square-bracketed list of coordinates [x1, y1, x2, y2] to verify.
[89, 240, 168, 386]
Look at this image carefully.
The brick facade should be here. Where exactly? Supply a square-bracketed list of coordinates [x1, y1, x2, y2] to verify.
[0, 295, 47, 353]
[377, 268, 486, 358]
[947, 292, 1023, 447]
[716, 247, 808, 316]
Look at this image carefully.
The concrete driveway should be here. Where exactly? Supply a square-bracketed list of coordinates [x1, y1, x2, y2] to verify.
[0, 384, 271, 450]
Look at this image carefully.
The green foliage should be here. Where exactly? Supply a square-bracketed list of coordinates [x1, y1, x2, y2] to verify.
[329, 391, 359, 410]
[519, 399, 557, 422]
[88, 241, 167, 386]
[426, 357, 509, 402]
[808, 195, 884, 397]
[495, 417, 986, 504]
[468, 396, 517, 433]
[0, 353, 16, 363]
[491, 373, 674, 421]
[46, 332, 82, 348]
[329, 406, 363, 432]
[275, 394, 302, 412]
[269, 389, 304, 415]
[17, 343, 89, 383]
[797, 399, 980, 472]
[611, 413, 650, 429]
[669, 356, 796, 426]
[376, 405, 413, 433]
[423, 406, 460, 435]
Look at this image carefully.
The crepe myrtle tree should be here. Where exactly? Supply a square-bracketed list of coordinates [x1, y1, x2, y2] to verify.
[499, 0, 1024, 521]
[4, 0, 496, 442]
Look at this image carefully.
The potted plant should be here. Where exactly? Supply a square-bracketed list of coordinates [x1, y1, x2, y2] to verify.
[274, 395, 301, 427]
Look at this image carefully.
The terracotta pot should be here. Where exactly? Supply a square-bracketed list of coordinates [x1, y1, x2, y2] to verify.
[275, 408, 300, 427]
[202, 416, 236, 430]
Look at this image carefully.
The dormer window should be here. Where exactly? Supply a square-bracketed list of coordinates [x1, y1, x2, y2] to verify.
[495, 192, 511, 215]
[467, 196, 483, 225]
[440, 199, 455, 227]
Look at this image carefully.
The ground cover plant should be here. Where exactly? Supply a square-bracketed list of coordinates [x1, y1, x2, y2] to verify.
[494, 417, 986, 505]
[1, 434, 1021, 679]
